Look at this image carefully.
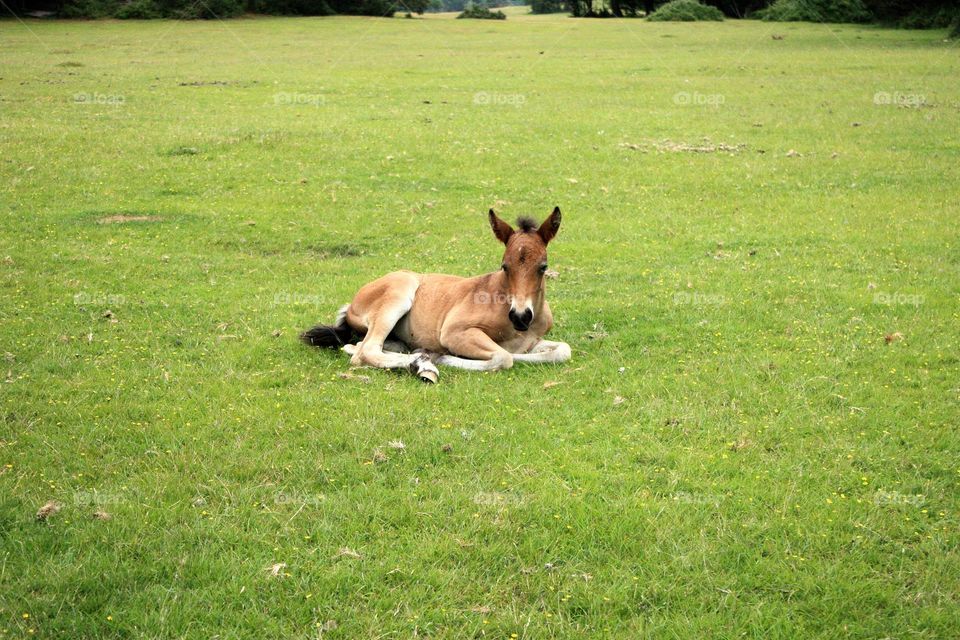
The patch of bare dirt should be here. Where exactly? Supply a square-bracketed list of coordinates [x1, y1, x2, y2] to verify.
[620, 139, 747, 154]
[96, 215, 161, 225]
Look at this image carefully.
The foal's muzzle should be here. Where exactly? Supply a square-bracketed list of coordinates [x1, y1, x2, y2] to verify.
[508, 308, 533, 332]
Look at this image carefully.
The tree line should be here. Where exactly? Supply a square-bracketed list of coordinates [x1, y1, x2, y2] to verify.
[8, 0, 425, 18]
[535, 0, 958, 28]
[6, 0, 530, 17]
[5, 0, 958, 27]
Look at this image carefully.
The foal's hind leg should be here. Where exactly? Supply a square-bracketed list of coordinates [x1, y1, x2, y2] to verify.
[346, 273, 427, 372]
[342, 338, 408, 356]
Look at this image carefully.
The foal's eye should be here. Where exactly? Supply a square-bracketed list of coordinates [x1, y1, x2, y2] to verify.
[501, 264, 508, 272]
[539, 264, 548, 273]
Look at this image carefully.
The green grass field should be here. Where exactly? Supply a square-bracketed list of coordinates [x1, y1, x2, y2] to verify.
[1, 10, 958, 639]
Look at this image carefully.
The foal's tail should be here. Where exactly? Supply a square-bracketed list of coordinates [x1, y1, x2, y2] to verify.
[300, 305, 355, 349]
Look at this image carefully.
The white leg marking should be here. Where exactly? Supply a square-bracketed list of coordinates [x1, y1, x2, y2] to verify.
[344, 338, 406, 357]
[435, 341, 569, 370]
[410, 353, 439, 383]
[435, 354, 507, 371]
[345, 342, 430, 378]
[511, 340, 571, 364]
[357, 347, 423, 369]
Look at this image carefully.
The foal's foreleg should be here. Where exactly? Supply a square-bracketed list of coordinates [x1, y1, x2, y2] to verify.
[511, 340, 572, 364]
[436, 328, 514, 371]
[435, 338, 571, 370]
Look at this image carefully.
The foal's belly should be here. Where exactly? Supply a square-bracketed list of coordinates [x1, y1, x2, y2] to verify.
[391, 313, 444, 352]
[389, 275, 464, 352]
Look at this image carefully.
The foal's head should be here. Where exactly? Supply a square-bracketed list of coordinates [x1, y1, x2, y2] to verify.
[488, 207, 562, 332]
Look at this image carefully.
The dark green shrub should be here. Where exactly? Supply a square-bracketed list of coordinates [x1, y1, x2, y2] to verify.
[896, 5, 959, 29]
[702, 0, 767, 18]
[59, 0, 119, 17]
[247, 0, 334, 14]
[457, 2, 505, 17]
[862, 0, 957, 27]
[115, 0, 161, 18]
[168, 0, 245, 18]
[756, 0, 872, 23]
[328, 0, 395, 14]
[648, 0, 723, 21]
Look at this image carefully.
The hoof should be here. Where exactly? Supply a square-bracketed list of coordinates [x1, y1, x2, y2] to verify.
[410, 353, 439, 384]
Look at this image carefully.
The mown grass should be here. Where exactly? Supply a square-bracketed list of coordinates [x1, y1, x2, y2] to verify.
[1, 11, 958, 639]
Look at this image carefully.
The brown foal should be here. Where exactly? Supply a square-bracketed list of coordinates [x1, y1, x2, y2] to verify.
[301, 207, 571, 382]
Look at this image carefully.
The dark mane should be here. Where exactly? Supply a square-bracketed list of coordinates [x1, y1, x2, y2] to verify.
[516, 216, 538, 233]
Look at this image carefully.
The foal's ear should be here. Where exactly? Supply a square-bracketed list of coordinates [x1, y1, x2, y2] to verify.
[538, 206, 561, 245]
[488, 209, 514, 244]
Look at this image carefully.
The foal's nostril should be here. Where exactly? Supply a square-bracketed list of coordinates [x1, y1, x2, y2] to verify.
[508, 308, 534, 331]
